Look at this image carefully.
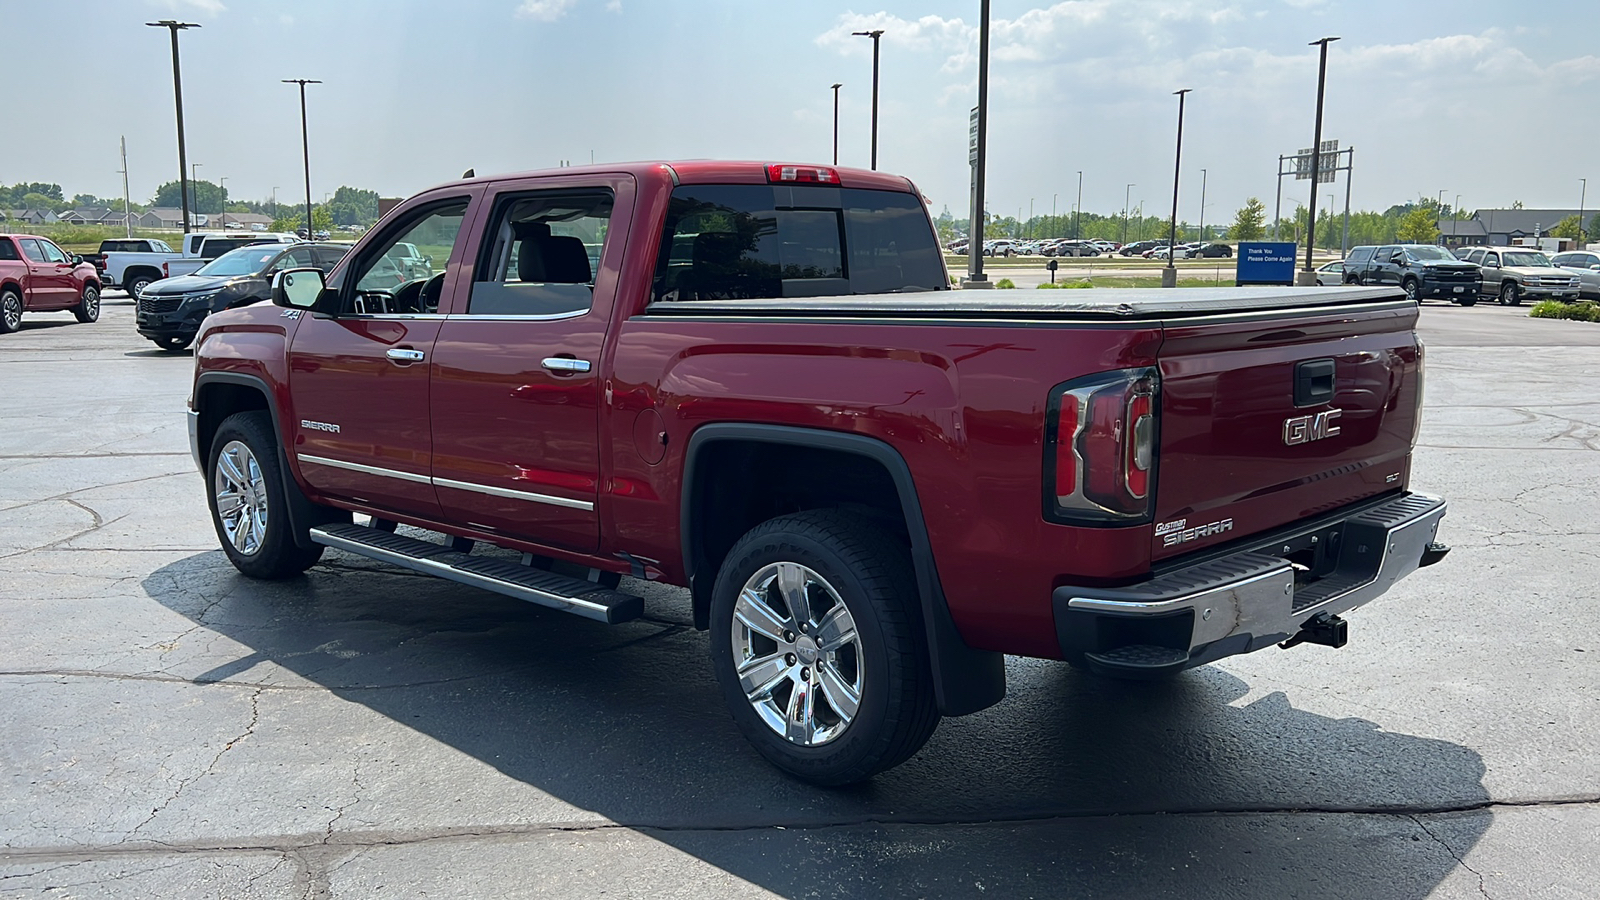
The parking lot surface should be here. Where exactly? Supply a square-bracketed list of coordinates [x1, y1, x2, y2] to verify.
[2, 294, 1598, 898]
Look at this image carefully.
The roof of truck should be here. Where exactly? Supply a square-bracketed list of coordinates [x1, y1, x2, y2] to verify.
[426, 161, 920, 195]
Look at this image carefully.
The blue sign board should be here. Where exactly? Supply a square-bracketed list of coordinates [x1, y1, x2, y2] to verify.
[1235, 242, 1298, 286]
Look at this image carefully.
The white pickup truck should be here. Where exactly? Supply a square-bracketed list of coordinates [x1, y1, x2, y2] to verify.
[104, 232, 299, 296]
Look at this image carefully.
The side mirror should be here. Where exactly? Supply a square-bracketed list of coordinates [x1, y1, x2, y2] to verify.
[1589, 264, 1600, 271]
[71, 254, 85, 265]
[272, 267, 328, 310]
[1482, 260, 1498, 269]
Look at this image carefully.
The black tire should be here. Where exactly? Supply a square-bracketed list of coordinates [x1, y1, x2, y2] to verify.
[709, 510, 939, 786]
[206, 411, 324, 579]
[0, 288, 20, 334]
[74, 284, 100, 323]
[1402, 278, 1420, 303]
[1457, 296, 1477, 307]
[152, 335, 192, 352]
[1500, 281, 1521, 306]
[125, 272, 155, 298]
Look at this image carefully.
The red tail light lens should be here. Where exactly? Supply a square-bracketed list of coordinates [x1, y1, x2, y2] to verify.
[162, 262, 169, 277]
[766, 164, 841, 184]
[1045, 368, 1160, 525]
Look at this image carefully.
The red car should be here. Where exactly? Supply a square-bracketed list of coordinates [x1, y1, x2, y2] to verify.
[188, 160, 1447, 785]
[0, 233, 102, 333]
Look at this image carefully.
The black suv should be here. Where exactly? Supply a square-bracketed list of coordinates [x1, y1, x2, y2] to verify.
[136, 241, 350, 351]
[1342, 244, 1481, 305]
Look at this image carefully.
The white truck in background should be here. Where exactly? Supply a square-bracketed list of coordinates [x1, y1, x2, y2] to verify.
[104, 232, 299, 296]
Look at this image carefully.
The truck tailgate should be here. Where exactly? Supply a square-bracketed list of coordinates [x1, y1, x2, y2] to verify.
[1153, 297, 1421, 561]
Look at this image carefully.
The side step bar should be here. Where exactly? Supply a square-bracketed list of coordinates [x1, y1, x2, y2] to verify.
[309, 522, 643, 624]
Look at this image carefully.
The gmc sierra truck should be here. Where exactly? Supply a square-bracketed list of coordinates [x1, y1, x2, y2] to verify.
[188, 161, 1449, 785]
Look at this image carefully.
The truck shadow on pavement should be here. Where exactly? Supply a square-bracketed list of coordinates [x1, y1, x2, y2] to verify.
[145, 550, 1491, 898]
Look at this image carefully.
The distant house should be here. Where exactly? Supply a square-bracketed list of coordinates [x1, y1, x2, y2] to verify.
[57, 207, 114, 225]
[1440, 208, 1585, 248]
[140, 208, 209, 229]
[4, 209, 59, 226]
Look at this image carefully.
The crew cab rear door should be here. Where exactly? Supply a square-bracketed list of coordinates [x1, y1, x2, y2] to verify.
[287, 192, 482, 521]
[426, 174, 634, 554]
[1152, 295, 1421, 561]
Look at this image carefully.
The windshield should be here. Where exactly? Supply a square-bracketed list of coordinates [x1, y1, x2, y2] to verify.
[195, 246, 282, 277]
[1404, 246, 1457, 261]
[1503, 251, 1552, 267]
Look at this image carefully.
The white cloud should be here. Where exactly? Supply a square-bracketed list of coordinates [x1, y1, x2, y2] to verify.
[149, 0, 227, 14]
[605, 0, 622, 12]
[515, 0, 578, 22]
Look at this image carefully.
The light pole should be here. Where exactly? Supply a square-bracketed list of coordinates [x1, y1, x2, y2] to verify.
[1051, 193, 1057, 235]
[1163, 88, 1192, 287]
[851, 29, 884, 170]
[283, 78, 322, 237]
[1075, 171, 1083, 240]
[271, 186, 279, 217]
[963, 1, 991, 288]
[1579, 178, 1588, 248]
[1198, 168, 1208, 241]
[1123, 183, 1135, 245]
[147, 20, 199, 234]
[830, 83, 842, 165]
[1300, 36, 1339, 283]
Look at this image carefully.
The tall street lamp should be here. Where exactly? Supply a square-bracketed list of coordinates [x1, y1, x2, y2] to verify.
[1300, 36, 1339, 283]
[1198, 168, 1208, 240]
[1123, 183, 1135, 245]
[1075, 170, 1083, 240]
[963, 2, 991, 288]
[147, 20, 199, 234]
[1163, 88, 1192, 287]
[851, 29, 884, 170]
[830, 83, 842, 165]
[1579, 178, 1588, 248]
[283, 79, 322, 237]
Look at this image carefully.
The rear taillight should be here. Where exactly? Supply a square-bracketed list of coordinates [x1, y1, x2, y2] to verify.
[162, 262, 169, 277]
[766, 164, 841, 184]
[1045, 368, 1159, 525]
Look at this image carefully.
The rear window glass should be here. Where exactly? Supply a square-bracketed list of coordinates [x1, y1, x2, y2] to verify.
[651, 184, 946, 302]
[100, 240, 150, 252]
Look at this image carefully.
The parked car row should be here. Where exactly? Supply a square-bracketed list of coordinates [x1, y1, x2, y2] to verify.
[943, 238, 1129, 258]
[1336, 244, 1584, 306]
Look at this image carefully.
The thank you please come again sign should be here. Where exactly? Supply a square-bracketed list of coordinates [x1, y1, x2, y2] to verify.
[1236, 242, 1297, 286]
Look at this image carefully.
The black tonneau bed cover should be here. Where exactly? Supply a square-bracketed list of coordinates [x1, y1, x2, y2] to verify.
[644, 285, 1407, 320]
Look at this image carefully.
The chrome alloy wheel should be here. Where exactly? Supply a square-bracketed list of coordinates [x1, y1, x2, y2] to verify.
[732, 562, 863, 747]
[213, 440, 269, 556]
[1, 292, 19, 331]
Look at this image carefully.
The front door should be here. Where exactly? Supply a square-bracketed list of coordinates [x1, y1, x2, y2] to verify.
[427, 176, 631, 553]
[17, 239, 72, 308]
[287, 194, 479, 522]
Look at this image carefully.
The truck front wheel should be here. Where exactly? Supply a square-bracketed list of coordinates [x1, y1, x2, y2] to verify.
[1499, 282, 1521, 306]
[206, 411, 324, 579]
[709, 510, 939, 785]
[1402, 278, 1420, 302]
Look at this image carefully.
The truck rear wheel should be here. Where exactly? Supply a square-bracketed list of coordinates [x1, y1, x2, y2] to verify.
[0, 288, 20, 334]
[206, 411, 324, 579]
[709, 510, 939, 785]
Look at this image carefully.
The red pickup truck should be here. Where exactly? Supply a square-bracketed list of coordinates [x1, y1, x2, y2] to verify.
[0, 233, 102, 333]
[188, 161, 1448, 784]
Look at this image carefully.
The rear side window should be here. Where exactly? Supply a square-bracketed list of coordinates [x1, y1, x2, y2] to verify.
[0, 239, 18, 261]
[200, 238, 258, 259]
[310, 246, 350, 270]
[469, 189, 613, 317]
[1346, 247, 1373, 266]
[651, 184, 946, 302]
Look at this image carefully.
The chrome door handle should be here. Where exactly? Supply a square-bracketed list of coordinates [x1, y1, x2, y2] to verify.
[541, 357, 592, 373]
[386, 348, 426, 363]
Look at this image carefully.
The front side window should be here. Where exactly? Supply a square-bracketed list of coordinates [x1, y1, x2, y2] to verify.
[349, 200, 469, 313]
[469, 190, 613, 317]
[39, 240, 68, 263]
[651, 184, 945, 302]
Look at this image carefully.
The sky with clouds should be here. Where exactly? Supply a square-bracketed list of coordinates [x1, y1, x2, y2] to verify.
[6, 0, 1599, 223]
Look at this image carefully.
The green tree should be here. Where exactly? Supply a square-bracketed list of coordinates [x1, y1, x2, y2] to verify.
[1550, 215, 1582, 240]
[1395, 207, 1439, 243]
[151, 179, 228, 214]
[1228, 197, 1266, 241]
[1, 182, 64, 207]
[20, 192, 59, 211]
[272, 204, 333, 235]
[326, 186, 380, 227]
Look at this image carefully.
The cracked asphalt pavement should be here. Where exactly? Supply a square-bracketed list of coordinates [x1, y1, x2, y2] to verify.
[2, 294, 1597, 898]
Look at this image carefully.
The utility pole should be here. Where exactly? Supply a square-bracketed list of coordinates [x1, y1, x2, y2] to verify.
[1164, 88, 1191, 287]
[1300, 36, 1339, 282]
[283, 79, 322, 237]
[1341, 147, 1354, 256]
[1075, 170, 1083, 241]
[118, 136, 132, 238]
[1580, 178, 1588, 248]
[963, 1, 991, 288]
[1051, 193, 1057, 235]
[851, 29, 884, 170]
[147, 20, 199, 234]
[830, 83, 842, 165]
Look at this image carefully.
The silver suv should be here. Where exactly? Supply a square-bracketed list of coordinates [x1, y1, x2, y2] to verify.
[1456, 247, 1580, 305]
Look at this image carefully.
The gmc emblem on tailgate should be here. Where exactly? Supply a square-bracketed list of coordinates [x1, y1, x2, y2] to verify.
[1283, 409, 1341, 446]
